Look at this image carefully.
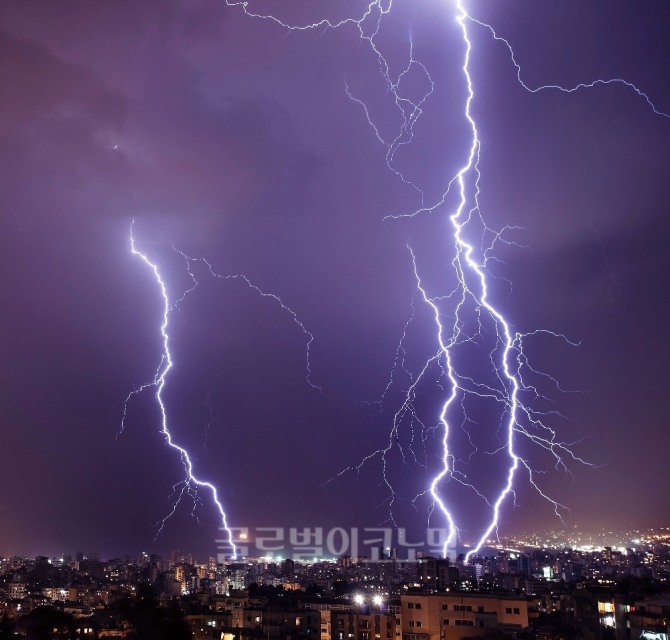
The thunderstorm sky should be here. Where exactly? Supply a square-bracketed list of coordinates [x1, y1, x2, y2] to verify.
[1, 1, 669, 558]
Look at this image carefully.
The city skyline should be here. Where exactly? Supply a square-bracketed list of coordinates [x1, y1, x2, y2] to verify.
[1, 1, 669, 559]
[2, 530, 669, 640]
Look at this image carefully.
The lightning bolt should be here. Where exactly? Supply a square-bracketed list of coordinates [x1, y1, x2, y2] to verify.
[209, 1, 666, 562]
[122, 223, 321, 557]
[420, 3, 529, 562]
[430, 2, 665, 561]
[124, 221, 238, 559]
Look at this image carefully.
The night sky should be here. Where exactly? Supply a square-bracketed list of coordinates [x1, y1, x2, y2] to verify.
[1, 1, 669, 560]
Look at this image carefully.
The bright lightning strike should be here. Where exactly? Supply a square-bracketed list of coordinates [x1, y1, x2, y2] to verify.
[124, 221, 238, 559]
[122, 224, 321, 557]
[422, 2, 528, 562]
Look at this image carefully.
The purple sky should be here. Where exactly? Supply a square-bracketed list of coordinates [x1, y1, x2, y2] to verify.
[1, 1, 669, 559]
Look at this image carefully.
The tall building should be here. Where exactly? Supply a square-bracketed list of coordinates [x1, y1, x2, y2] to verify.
[418, 558, 453, 591]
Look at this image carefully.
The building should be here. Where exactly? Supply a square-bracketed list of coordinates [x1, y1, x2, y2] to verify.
[401, 593, 529, 640]
[417, 558, 454, 592]
[331, 609, 400, 640]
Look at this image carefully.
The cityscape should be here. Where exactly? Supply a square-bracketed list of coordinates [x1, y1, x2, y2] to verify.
[1, 525, 670, 639]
